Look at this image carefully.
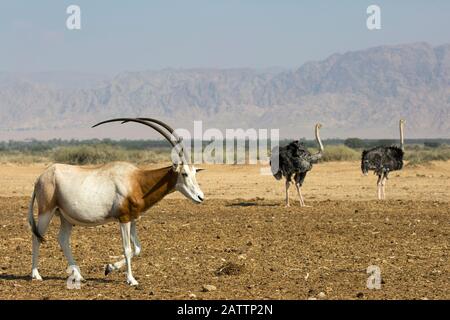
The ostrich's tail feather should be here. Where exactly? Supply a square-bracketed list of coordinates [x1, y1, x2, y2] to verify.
[270, 147, 283, 179]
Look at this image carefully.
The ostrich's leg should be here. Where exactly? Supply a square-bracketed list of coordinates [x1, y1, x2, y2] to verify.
[285, 180, 290, 207]
[295, 183, 305, 207]
[381, 174, 387, 200]
[377, 175, 382, 200]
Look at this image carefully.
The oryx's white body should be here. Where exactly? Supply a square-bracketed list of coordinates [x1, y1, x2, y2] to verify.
[29, 118, 204, 286]
[46, 163, 133, 225]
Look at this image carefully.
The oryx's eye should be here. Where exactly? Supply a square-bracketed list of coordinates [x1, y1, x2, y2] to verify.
[182, 173, 188, 177]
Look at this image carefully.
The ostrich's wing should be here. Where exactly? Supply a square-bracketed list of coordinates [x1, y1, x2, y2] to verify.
[287, 146, 313, 172]
[362, 146, 404, 172]
[363, 149, 382, 169]
[383, 147, 404, 171]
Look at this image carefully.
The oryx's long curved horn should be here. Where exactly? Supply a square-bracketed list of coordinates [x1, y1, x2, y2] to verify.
[122, 117, 190, 163]
[92, 118, 187, 164]
[122, 118, 182, 142]
[92, 118, 176, 146]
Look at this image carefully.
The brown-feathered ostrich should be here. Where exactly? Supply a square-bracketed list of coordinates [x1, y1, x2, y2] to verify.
[361, 119, 405, 200]
[270, 123, 324, 207]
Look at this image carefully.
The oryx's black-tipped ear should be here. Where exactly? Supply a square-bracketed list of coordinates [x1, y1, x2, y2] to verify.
[195, 168, 206, 173]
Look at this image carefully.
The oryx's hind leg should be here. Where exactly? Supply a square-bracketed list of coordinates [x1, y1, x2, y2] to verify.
[31, 211, 54, 281]
[58, 214, 84, 282]
[105, 221, 141, 276]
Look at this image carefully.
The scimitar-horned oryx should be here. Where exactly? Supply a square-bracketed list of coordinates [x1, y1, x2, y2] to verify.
[28, 118, 204, 286]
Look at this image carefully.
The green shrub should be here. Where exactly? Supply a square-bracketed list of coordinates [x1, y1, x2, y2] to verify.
[344, 138, 366, 149]
[2, 140, 450, 166]
[320, 145, 361, 162]
[52, 145, 172, 165]
[0, 151, 49, 164]
[424, 141, 442, 148]
[52, 145, 123, 165]
[405, 146, 450, 165]
[376, 139, 396, 147]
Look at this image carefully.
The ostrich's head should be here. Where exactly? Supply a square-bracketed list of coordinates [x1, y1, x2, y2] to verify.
[361, 150, 370, 176]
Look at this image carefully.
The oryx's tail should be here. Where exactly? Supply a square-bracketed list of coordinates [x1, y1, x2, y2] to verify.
[28, 188, 44, 243]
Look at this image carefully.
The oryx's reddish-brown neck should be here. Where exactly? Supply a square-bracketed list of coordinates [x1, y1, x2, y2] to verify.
[118, 166, 178, 223]
[137, 166, 178, 209]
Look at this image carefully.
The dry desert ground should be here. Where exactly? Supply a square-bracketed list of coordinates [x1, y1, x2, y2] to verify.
[0, 161, 449, 299]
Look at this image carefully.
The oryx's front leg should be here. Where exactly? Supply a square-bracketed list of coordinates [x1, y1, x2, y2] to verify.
[105, 221, 141, 276]
[120, 221, 138, 286]
[58, 216, 84, 282]
[130, 221, 141, 256]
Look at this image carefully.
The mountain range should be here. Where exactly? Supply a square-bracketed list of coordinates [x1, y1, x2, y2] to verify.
[1, 42, 449, 140]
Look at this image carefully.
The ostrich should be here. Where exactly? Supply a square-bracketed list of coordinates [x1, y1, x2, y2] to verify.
[270, 123, 324, 207]
[361, 119, 405, 200]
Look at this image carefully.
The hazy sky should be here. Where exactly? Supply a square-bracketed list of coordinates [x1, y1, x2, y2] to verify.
[1, 0, 449, 73]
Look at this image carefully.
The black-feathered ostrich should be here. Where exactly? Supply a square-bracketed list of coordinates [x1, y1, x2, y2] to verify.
[361, 119, 405, 200]
[270, 123, 324, 207]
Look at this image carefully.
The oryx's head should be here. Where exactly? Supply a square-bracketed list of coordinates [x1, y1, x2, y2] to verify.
[173, 163, 204, 203]
[92, 117, 205, 204]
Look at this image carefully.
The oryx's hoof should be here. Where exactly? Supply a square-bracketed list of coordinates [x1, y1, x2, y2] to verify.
[105, 264, 114, 276]
[31, 268, 43, 281]
[127, 276, 139, 286]
[75, 275, 86, 282]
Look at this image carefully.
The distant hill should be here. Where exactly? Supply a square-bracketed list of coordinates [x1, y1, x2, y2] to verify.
[1, 42, 449, 139]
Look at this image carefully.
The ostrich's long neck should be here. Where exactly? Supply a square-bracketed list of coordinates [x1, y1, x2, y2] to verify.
[399, 122, 404, 151]
[315, 126, 324, 154]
